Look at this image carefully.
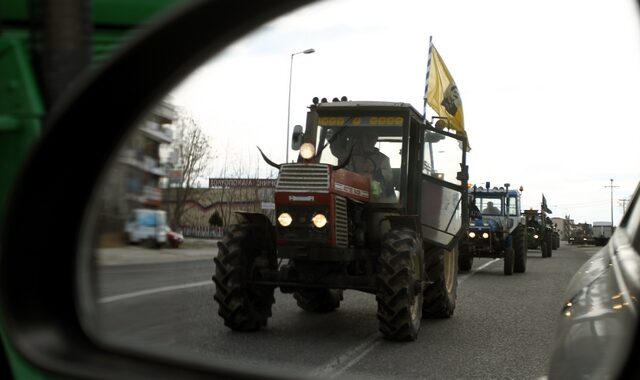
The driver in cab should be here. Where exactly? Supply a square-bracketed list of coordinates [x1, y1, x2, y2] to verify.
[328, 131, 394, 202]
[482, 201, 501, 215]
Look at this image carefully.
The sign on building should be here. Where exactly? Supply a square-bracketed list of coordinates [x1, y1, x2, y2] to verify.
[209, 178, 277, 188]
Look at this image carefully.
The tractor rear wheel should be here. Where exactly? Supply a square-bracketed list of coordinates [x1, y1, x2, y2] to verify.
[213, 223, 276, 331]
[376, 228, 424, 341]
[423, 245, 458, 318]
[513, 226, 527, 273]
[294, 289, 343, 313]
[504, 247, 515, 275]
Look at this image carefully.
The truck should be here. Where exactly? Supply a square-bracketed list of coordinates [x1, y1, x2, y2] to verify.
[592, 221, 614, 246]
[212, 98, 470, 341]
[459, 183, 528, 275]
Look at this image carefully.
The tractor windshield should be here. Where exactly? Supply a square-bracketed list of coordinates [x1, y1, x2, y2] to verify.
[317, 123, 403, 203]
[475, 197, 503, 216]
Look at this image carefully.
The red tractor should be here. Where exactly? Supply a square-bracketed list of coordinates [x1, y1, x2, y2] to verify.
[213, 98, 469, 341]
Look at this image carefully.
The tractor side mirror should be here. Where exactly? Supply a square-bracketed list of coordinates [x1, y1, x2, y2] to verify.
[291, 125, 304, 150]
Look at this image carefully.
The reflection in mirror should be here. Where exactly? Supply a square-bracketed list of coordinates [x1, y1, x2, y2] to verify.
[86, 0, 640, 379]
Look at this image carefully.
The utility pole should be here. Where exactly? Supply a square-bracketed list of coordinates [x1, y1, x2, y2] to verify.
[619, 198, 629, 214]
[605, 179, 619, 228]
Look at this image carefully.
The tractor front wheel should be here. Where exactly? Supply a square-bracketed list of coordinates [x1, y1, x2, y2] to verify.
[513, 226, 527, 273]
[376, 228, 424, 341]
[458, 245, 473, 272]
[504, 247, 515, 275]
[213, 223, 276, 331]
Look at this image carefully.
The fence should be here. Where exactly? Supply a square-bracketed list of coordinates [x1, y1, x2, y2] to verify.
[180, 225, 224, 239]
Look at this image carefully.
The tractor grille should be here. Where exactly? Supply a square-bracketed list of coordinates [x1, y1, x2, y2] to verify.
[276, 164, 330, 192]
[335, 196, 348, 247]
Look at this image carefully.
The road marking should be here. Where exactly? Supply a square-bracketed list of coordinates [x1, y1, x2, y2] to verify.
[98, 281, 212, 303]
[458, 258, 501, 285]
[311, 333, 381, 379]
[311, 257, 501, 378]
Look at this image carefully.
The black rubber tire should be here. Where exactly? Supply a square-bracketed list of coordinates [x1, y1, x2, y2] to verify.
[541, 234, 550, 258]
[504, 247, 514, 275]
[213, 223, 276, 331]
[376, 228, 424, 341]
[513, 226, 527, 273]
[458, 244, 473, 272]
[294, 289, 343, 313]
[547, 237, 553, 257]
[423, 245, 458, 318]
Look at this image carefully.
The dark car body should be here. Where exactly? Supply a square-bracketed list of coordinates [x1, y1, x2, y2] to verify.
[548, 183, 640, 379]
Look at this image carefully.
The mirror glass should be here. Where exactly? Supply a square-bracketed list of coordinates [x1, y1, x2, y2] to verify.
[88, 0, 640, 378]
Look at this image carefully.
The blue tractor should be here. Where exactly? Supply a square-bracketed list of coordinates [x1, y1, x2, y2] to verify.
[459, 183, 528, 275]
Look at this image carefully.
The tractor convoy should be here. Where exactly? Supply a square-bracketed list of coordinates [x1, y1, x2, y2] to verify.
[211, 97, 561, 341]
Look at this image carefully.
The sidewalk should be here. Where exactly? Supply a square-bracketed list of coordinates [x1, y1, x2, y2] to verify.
[96, 238, 219, 266]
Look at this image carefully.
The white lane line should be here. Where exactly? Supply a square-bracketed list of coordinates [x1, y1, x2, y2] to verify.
[458, 258, 501, 285]
[312, 257, 501, 378]
[98, 281, 212, 304]
[311, 333, 380, 379]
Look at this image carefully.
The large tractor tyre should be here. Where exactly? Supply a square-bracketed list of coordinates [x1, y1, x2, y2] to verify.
[503, 247, 515, 275]
[213, 223, 277, 331]
[547, 238, 554, 257]
[541, 235, 550, 258]
[294, 289, 343, 313]
[513, 226, 528, 273]
[376, 228, 424, 341]
[423, 245, 458, 318]
[458, 245, 473, 272]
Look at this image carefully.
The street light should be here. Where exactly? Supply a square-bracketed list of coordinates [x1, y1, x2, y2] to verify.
[286, 48, 315, 163]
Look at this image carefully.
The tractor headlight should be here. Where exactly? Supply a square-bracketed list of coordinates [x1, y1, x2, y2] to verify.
[468, 231, 476, 238]
[311, 213, 327, 228]
[533, 234, 539, 239]
[278, 212, 293, 227]
[482, 232, 490, 239]
[300, 143, 316, 159]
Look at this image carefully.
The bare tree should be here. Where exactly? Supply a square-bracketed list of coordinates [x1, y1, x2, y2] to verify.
[169, 109, 212, 229]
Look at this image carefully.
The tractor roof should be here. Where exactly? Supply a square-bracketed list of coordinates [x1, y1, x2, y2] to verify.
[470, 187, 520, 197]
[316, 101, 423, 120]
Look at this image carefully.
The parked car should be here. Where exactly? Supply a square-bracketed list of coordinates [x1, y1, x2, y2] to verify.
[166, 227, 184, 248]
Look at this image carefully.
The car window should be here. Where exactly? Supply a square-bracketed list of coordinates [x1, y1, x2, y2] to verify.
[85, 0, 640, 379]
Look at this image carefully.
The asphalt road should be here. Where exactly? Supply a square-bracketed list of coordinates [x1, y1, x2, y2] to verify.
[93, 243, 599, 379]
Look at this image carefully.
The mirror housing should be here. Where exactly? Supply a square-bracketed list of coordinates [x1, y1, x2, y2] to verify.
[291, 124, 304, 150]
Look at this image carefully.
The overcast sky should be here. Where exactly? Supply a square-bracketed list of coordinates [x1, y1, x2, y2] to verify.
[170, 0, 640, 225]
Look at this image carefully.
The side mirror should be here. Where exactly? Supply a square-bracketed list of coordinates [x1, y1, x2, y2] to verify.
[291, 124, 304, 150]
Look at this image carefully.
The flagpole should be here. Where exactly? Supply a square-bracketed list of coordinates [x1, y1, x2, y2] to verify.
[423, 36, 435, 174]
[423, 35, 433, 122]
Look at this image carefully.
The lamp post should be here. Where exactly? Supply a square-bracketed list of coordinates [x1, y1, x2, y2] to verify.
[286, 48, 315, 163]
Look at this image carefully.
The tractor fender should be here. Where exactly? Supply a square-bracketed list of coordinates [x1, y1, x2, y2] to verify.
[233, 212, 275, 239]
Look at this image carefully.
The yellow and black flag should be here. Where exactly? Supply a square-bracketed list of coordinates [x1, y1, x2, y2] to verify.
[423, 41, 466, 139]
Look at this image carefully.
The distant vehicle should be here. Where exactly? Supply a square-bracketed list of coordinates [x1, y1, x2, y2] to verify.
[592, 221, 614, 246]
[568, 223, 593, 245]
[124, 209, 168, 247]
[460, 183, 527, 275]
[166, 227, 184, 248]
